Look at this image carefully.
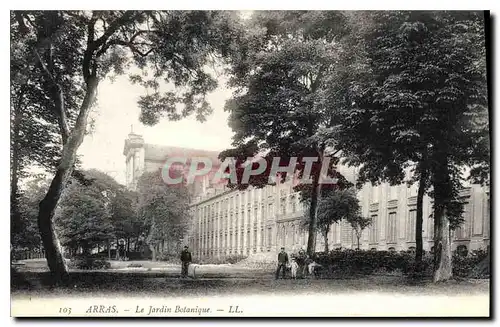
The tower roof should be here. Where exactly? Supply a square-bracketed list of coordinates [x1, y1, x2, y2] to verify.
[143, 143, 222, 166]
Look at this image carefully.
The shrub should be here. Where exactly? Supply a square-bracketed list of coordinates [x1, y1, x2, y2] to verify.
[311, 249, 414, 276]
[225, 254, 247, 264]
[68, 257, 111, 270]
[452, 249, 489, 278]
[199, 254, 247, 265]
[127, 251, 148, 261]
[127, 263, 143, 268]
[308, 248, 489, 278]
[156, 252, 180, 263]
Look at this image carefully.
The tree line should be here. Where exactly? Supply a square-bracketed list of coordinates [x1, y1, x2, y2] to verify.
[12, 169, 191, 262]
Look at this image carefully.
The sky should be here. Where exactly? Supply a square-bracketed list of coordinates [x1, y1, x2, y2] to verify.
[77, 72, 235, 185]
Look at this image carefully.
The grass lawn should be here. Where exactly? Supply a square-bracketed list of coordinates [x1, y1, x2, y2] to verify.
[11, 259, 490, 317]
[13, 259, 271, 279]
[12, 261, 490, 298]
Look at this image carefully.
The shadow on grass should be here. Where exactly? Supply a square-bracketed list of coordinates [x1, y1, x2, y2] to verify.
[11, 268, 489, 299]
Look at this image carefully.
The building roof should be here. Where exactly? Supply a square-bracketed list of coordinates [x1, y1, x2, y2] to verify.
[144, 143, 222, 166]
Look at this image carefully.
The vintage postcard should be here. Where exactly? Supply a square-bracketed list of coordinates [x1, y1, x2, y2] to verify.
[10, 8, 491, 318]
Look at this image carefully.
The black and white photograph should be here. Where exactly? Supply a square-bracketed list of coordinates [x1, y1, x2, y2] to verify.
[9, 7, 491, 318]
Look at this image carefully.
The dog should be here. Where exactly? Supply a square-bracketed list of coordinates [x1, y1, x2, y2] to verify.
[308, 261, 322, 277]
[290, 259, 299, 279]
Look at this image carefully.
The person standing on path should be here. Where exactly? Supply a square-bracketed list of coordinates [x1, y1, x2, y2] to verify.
[275, 247, 289, 279]
[297, 249, 308, 278]
[180, 246, 192, 278]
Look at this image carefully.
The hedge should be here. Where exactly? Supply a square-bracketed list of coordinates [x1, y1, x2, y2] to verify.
[309, 248, 489, 278]
[68, 256, 111, 270]
[195, 254, 248, 265]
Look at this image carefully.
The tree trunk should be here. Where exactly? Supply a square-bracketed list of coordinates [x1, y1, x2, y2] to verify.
[357, 234, 361, 250]
[11, 86, 25, 239]
[115, 238, 120, 260]
[306, 146, 324, 256]
[323, 228, 329, 253]
[433, 204, 452, 282]
[432, 154, 453, 282]
[107, 239, 111, 260]
[415, 165, 428, 267]
[150, 244, 157, 262]
[37, 76, 98, 284]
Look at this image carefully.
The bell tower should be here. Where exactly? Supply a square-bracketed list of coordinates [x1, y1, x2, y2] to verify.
[123, 125, 145, 190]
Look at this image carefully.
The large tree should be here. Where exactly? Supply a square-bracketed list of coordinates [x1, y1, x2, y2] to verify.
[220, 11, 350, 256]
[54, 169, 138, 257]
[136, 171, 191, 261]
[11, 10, 243, 283]
[10, 12, 84, 247]
[334, 11, 489, 281]
[55, 178, 115, 256]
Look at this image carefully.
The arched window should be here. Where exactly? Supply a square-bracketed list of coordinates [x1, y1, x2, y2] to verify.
[370, 247, 377, 251]
[388, 247, 396, 253]
[408, 246, 416, 254]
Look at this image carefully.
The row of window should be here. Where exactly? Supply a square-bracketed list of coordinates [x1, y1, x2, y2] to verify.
[196, 186, 301, 221]
[369, 210, 418, 244]
[198, 186, 279, 213]
[196, 227, 274, 250]
[197, 196, 304, 234]
[277, 224, 303, 246]
[197, 203, 275, 234]
[369, 184, 419, 204]
[369, 201, 476, 244]
[196, 191, 303, 234]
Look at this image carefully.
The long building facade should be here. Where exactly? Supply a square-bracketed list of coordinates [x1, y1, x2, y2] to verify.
[186, 173, 490, 258]
[124, 132, 490, 259]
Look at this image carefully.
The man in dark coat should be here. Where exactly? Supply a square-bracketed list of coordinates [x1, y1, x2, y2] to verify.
[275, 247, 289, 279]
[297, 249, 308, 278]
[180, 246, 192, 278]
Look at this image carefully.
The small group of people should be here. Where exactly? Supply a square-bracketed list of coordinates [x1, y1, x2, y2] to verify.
[276, 247, 313, 279]
[179, 245, 318, 280]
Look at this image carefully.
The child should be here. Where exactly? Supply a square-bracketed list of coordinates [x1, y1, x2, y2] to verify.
[290, 258, 299, 279]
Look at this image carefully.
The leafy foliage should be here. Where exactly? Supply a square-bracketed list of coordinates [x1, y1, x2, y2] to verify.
[68, 257, 111, 270]
[335, 11, 488, 218]
[11, 10, 245, 278]
[326, 11, 488, 280]
[53, 169, 138, 253]
[300, 188, 360, 231]
[12, 177, 48, 251]
[221, 11, 352, 254]
[55, 173, 115, 252]
[136, 170, 191, 256]
[310, 248, 489, 278]
[348, 215, 372, 248]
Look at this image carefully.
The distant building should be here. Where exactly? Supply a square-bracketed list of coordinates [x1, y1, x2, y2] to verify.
[123, 131, 221, 195]
[124, 133, 490, 259]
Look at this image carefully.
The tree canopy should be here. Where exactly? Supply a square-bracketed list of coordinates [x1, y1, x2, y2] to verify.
[11, 10, 246, 280]
[220, 11, 352, 255]
[331, 11, 488, 281]
[136, 170, 191, 260]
